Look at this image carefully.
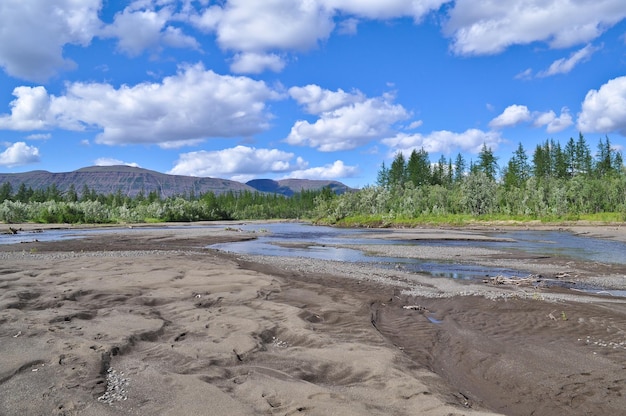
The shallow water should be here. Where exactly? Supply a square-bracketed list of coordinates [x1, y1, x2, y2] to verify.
[209, 223, 533, 280]
[451, 230, 626, 266]
[0, 229, 85, 245]
[208, 223, 626, 296]
[208, 222, 626, 265]
[2, 223, 625, 295]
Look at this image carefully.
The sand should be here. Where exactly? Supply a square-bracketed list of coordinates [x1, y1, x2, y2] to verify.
[0, 223, 625, 415]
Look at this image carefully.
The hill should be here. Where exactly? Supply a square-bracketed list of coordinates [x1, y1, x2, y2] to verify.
[0, 166, 352, 198]
[246, 179, 352, 196]
[0, 166, 255, 198]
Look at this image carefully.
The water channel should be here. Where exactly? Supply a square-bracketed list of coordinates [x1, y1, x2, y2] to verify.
[2, 222, 625, 296]
[207, 222, 626, 296]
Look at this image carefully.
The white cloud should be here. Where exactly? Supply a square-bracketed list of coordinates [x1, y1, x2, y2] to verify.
[382, 129, 503, 155]
[533, 108, 573, 133]
[161, 26, 200, 50]
[0, 0, 202, 81]
[0, 64, 280, 147]
[192, 1, 335, 53]
[490, 104, 573, 133]
[514, 68, 533, 80]
[189, 0, 447, 73]
[230, 52, 286, 74]
[537, 44, 601, 77]
[337, 18, 359, 35]
[289, 84, 364, 114]
[100, 5, 199, 56]
[407, 120, 424, 130]
[25, 133, 51, 140]
[578, 76, 626, 135]
[168, 145, 307, 178]
[0, 142, 40, 167]
[285, 160, 359, 179]
[0, 86, 57, 131]
[286, 87, 410, 151]
[445, 0, 626, 55]
[94, 158, 140, 167]
[322, 0, 446, 20]
[489, 105, 531, 129]
[0, 0, 101, 81]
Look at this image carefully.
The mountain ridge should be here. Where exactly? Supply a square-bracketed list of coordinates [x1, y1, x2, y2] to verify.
[0, 166, 352, 198]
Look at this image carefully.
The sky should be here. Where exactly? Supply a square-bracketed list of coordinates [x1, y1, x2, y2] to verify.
[1, 1, 626, 188]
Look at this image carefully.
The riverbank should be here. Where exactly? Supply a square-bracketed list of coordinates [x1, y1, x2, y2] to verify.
[0, 225, 625, 415]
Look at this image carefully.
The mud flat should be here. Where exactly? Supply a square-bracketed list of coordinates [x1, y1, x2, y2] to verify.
[0, 224, 624, 415]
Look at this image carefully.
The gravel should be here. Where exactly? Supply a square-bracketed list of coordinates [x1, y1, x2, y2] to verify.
[98, 368, 129, 405]
[234, 250, 626, 305]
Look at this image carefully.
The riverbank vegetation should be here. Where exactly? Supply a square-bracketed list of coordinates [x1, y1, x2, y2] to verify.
[315, 134, 626, 226]
[1, 134, 625, 226]
[0, 184, 328, 224]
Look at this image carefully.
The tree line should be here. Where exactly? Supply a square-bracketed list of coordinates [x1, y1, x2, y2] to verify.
[0, 182, 331, 224]
[1, 134, 624, 226]
[315, 134, 626, 224]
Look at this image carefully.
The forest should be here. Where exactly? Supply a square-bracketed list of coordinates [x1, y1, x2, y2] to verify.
[0, 134, 624, 225]
[0, 182, 329, 224]
[315, 134, 626, 225]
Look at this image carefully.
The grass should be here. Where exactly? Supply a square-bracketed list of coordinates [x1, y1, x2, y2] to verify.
[324, 212, 626, 228]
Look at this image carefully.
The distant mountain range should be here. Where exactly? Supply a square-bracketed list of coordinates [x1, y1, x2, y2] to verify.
[0, 166, 353, 198]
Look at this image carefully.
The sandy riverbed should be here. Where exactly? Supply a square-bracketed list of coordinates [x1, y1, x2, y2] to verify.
[0, 223, 624, 415]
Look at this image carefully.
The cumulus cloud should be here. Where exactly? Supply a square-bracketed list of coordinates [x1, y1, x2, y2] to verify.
[284, 160, 359, 179]
[189, 0, 447, 73]
[537, 44, 601, 77]
[489, 105, 532, 129]
[0, 86, 59, 131]
[578, 76, 626, 135]
[0, 142, 40, 167]
[533, 108, 573, 133]
[382, 129, 503, 155]
[445, 0, 626, 55]
[322, 0, 447, 20]
[0, 0, 204, 81]
[0, 64, 280, 147]
[0, 0, 101, 82]
[100, 5, 199, 56]
[289, 84, 364, 114]
[168, 145, 307, 178]
[230, 52, 286, 74]
[286, 86, 410, 151]
[191, 0, 335, 73]
[94, 158, 140, 167]
[489, 104, 573, 133]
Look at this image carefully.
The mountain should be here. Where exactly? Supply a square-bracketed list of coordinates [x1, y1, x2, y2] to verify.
[0, 166, 353, 198]
[0, 166, 254, 198]
[246, 179, 352, 196]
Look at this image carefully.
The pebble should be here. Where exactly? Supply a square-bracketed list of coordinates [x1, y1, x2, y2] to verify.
[98, 368, 129, 405]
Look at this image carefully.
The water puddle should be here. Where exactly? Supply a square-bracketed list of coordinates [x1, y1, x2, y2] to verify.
[427, 316, 443, 324]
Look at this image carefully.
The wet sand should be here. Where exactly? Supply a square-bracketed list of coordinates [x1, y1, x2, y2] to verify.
[0, 223, 625, 415]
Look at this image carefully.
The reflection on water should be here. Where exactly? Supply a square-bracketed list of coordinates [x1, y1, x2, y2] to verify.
[209, 223, 533, 280]
[0, 229, 85, 245]
[450, 230, 626, 266]
[208, 223, 626, 295]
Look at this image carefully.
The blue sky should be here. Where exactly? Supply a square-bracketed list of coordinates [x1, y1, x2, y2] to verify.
[1, 1, 626, 188]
